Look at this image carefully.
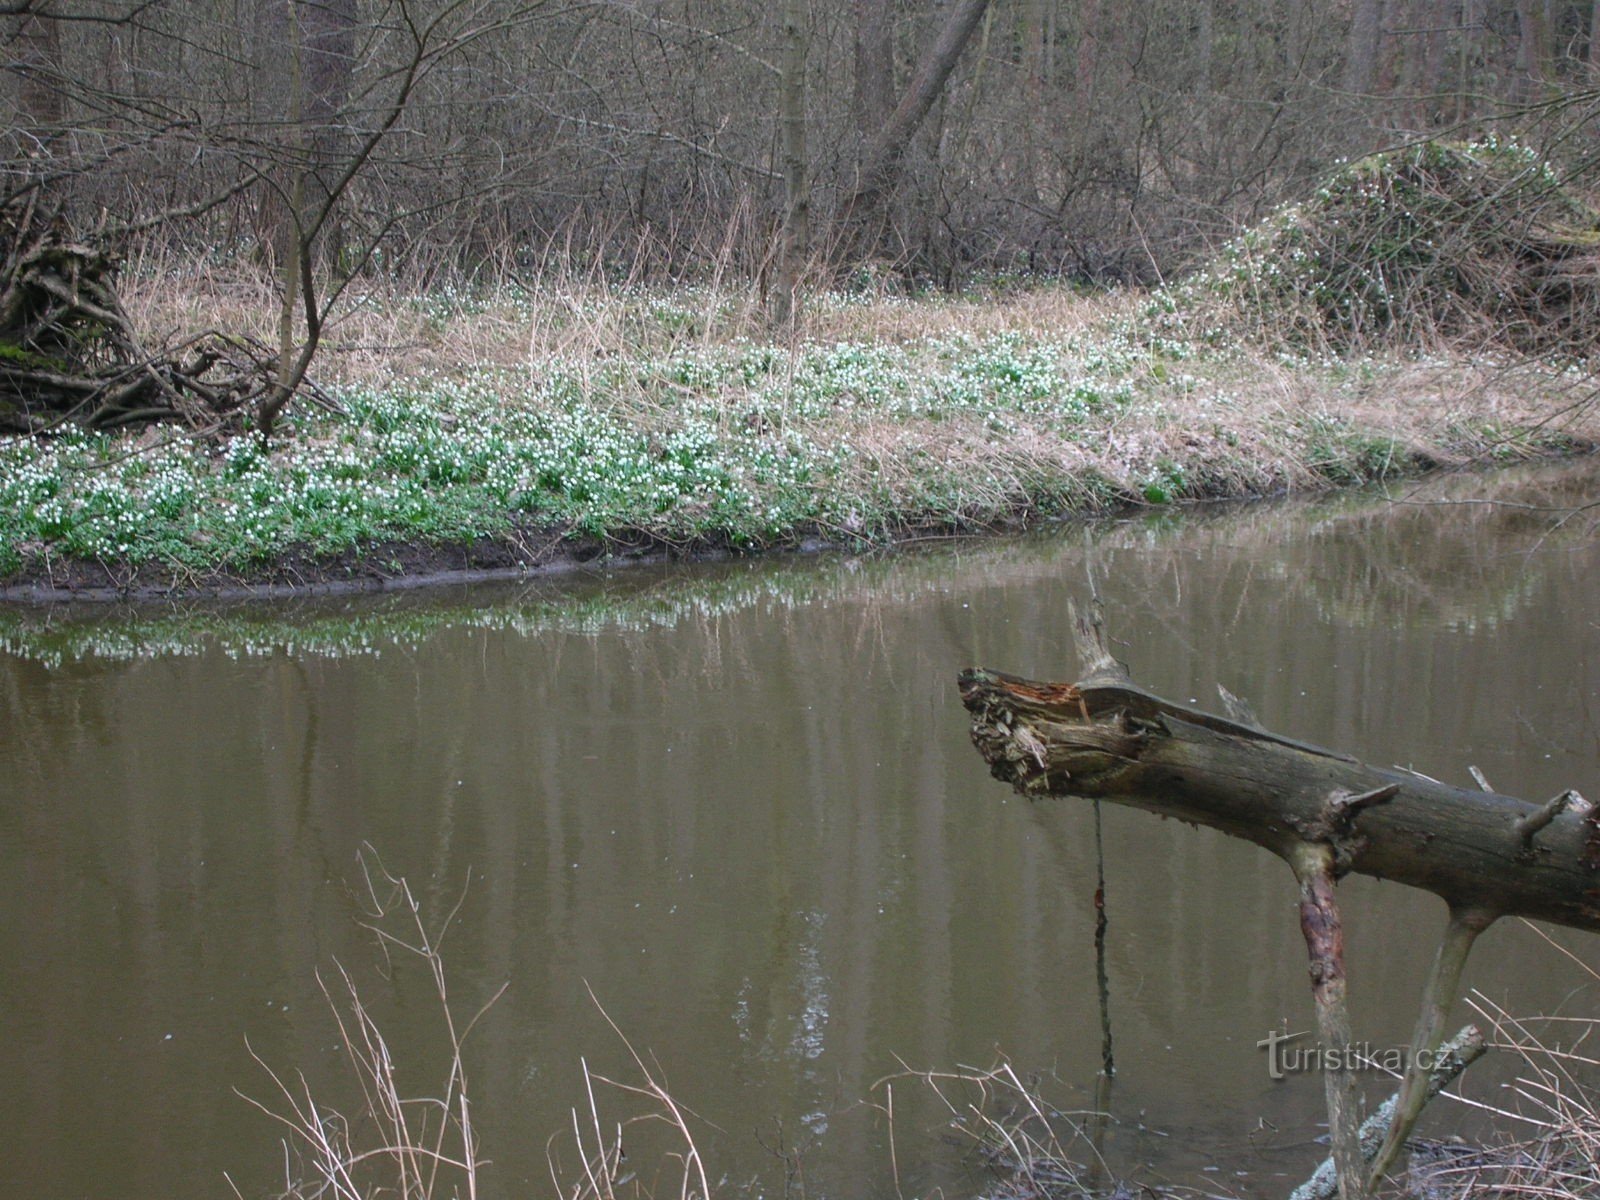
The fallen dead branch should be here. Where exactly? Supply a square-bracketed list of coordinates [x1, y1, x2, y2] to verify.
[1, 190, 331, 435]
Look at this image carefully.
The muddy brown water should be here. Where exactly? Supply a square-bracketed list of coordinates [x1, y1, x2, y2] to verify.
[3, 462, 1598, 1200]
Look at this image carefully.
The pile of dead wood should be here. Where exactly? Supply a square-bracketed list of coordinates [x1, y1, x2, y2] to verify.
[0, 192, 284, 435]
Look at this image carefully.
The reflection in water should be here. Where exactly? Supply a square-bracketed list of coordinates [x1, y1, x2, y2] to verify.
[1, 461, 1598, 1200]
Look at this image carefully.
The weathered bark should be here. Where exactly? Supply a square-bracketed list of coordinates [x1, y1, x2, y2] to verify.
[1291, 842, 1369, 1200]
[957, 668, 1600, 934]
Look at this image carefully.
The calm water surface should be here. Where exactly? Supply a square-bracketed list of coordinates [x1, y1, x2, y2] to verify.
[3, 463, 1598, 1199]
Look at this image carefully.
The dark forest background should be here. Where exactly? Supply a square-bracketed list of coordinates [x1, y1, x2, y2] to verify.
[6, 1, 1600, 291]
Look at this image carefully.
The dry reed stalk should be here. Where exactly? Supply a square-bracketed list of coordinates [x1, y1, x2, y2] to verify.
[1402, 931, 1599, 1200]
[546, 985, 714, 1200]
[871, 1059, 1113, 1200]
[235, 849, 503, 1200]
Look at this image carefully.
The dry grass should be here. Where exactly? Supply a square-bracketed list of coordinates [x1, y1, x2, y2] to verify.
[118, 256, 1600, 484]
[1407, 928, 1600, 1200]
[232, 849, 713, 1200]
[231, 852, 503, 1200]
[117, 250, 1124, 391]
[868, 1060, 1116, 1200]
[546, 988, 714, 1200]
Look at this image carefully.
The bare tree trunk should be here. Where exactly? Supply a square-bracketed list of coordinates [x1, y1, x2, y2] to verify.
[773, 0, 808, 328]
[1020, 0, 1045, 206]
[1195, 0, 1214, 96]
[299, 0, 358, 270]
[250, 0, 295, 266]
[1517, 0, 1551, 102]
[1590, 0, 1600, 69]
[853, 0, 894, 142]
[15, 9, 62, 126]
[1457, 0, 1484, 121]
[11, 9, 64, 135]
[844, 0, 992, 254]
[1075, 0, 1100, 109]
[1344, 0, 1385, 95]
[1415, 0, 1451, 126]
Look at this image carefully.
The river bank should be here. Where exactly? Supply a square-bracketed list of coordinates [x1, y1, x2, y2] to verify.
[3, 280, 1596, 603]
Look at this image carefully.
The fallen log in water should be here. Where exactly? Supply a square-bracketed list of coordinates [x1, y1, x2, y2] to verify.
[959, 622, 1599, 1199]
[957, 666, 1600, 934]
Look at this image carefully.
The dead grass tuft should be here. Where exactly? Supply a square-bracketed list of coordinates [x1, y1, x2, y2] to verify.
[232, 850, 502, 1200]
[1407, 928, 1600, 1200]
[233, 850, 713, 1200]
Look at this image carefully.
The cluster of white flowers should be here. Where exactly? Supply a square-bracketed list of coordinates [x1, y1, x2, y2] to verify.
[0, 296, 1241, 574]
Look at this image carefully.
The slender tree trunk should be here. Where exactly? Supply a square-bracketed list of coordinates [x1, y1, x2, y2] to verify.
[1020, 0, 1045, 205]
[1075, 0, 1100, 110]
[1516, 0, 1551, 102]
[1457, 0, 1483, 121]
[299, 0, 358, 271]
[1416, 0, 1450, 126]
[853, 0, 894, 142]
[845, 0, 992, 259]
[251, 0, 295, 266]
[1590, 0, 1600, 69]
[1195, 0, 1215, 96]
[12, 9, 64, 135]
[1285, 0, 1311, 74]
[773, 0, 809, 328]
